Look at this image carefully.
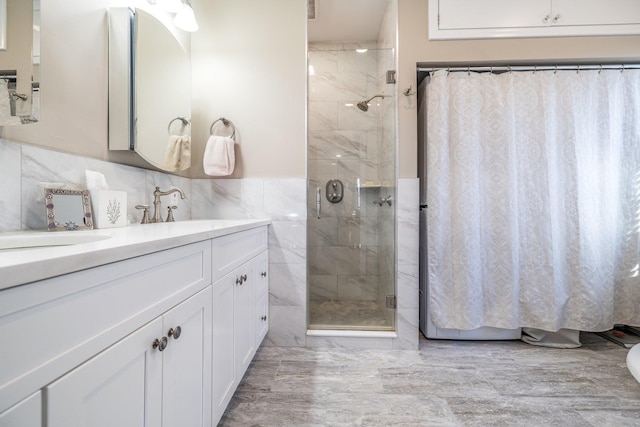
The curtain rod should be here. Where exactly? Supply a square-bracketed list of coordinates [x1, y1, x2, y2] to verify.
[417, 64, 640, 73]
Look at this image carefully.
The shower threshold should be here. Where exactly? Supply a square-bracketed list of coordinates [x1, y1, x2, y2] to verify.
[308, 299, 395, 331]
[307, 329, 397, 339]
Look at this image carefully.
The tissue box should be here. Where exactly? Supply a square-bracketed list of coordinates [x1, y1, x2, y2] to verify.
[91, 190, 127, 228]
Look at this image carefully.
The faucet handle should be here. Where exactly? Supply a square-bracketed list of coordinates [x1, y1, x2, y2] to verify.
[166, 205, 178, 222]
[135, 205, 150, 224]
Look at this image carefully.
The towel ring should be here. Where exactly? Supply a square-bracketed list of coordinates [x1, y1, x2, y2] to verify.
[210, 117, 235, 139]
[168, 117, 191, 136]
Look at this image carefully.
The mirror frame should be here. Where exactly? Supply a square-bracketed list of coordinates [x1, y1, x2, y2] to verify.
[0, 0, 6, 50]
[44, 188, 94, 231]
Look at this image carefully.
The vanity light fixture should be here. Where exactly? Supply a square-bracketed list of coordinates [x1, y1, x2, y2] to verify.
[173, 0, 199, 32]
[146, 0, 199, 32]
[154, 0, 183, 13]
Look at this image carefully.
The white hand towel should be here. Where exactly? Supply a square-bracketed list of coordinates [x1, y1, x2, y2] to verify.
[203, 135, 235, 176]
[161, 135, 191, 171]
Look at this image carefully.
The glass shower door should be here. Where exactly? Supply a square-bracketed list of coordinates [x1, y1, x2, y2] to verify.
[307, 47, 396, 331]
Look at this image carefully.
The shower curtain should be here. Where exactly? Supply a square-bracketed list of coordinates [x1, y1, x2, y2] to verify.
[426, 68, 640, 332]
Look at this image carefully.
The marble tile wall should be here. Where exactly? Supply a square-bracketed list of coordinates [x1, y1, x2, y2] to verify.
[1, 142, 419, 350]
[1, 137, 309, 348]
[0, 138, 191, 232]
[191, 178, 308, 347]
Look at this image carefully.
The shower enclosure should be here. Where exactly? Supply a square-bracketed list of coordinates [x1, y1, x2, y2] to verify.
[307, 46, 396, 331]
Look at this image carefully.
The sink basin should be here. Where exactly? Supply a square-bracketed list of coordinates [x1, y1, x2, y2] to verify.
[0, 232, 111, 250]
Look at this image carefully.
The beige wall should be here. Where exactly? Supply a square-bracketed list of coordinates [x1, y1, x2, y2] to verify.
[0, 0, 32, 101]
[190, 0, 307, 179]
[3, 0, 640, 181]
[2, 0, 307, 179]
[397, 0, 640, 178]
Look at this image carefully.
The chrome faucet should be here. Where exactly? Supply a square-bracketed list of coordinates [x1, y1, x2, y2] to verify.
[151, 186, 185, 223]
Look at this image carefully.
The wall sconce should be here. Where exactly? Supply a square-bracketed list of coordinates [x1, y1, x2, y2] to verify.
[147, 0, 199, 32]
[173, 1, 199, 32]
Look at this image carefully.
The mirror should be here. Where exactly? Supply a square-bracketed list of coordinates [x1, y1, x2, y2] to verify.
[108, 7, 191, 172]
[0, 0, 40, 125]
[45, 189, 94, 231]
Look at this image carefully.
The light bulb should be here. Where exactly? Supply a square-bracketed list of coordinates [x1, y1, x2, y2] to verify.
[173, 4, 199, 32]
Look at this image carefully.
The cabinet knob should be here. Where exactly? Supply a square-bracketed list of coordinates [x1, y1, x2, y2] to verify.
[552, 14, 560, 24]
[542, 14, 551, 24]
[236, 277, 242, 285]
[261, 271, 267, 277]
[242, 274, 247, 281]
[152, 337, 168, 351]
[261, 315, 268, 321]
[168, 326, 182, 340]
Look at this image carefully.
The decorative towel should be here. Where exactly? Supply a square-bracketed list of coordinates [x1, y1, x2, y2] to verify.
[0, 79, 22, 126]
[161, 135, 191, 171]
[203, 135, 235, 176]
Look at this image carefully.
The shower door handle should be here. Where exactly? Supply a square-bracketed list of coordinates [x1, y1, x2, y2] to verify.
[316, 187, 321, 219]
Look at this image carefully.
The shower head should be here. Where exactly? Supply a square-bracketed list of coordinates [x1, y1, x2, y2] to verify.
[356, 100, 370, 112]
[356, 94, 388, 112]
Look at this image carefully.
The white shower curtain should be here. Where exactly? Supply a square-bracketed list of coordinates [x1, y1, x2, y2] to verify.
[426, 68, 640, 332]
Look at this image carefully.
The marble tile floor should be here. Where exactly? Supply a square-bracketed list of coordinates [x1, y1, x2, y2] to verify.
[220, 332, 640, 426]
[309, 300, 392, 331]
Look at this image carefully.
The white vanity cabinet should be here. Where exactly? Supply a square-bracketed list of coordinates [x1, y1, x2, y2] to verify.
[211, 226, 269, 425]
[429, 0, 640, 39]
[0, 239, 212, 427]
[0, 220, 270, 427]
[46, 287, 212, 427]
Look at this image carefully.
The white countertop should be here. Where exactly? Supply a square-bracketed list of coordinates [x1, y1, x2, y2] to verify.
[0, 219, 270, 290]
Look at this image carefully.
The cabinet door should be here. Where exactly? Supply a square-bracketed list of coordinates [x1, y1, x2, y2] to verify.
[255, 292, 269, 346]
[162, 287, 212, 427]
[212, 273, 236, 423]
[552, 0, 640, 26]
[0, 392, 41, 427]
[234, 267, 254, 380]
[252, 252, 269, 347]
[253, 251, 269, 300]
[437, 0, 550, 30]
[46, 318, 163, 427]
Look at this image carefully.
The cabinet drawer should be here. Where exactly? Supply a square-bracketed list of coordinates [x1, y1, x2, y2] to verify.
[0, 241, 211, 413]
[212, 226, 268, 282]
[0, 391, 41, 427]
